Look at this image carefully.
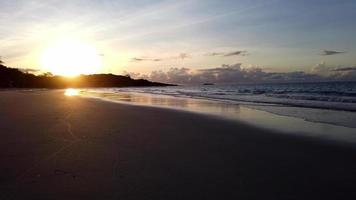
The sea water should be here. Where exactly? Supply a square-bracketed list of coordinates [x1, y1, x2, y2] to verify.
[79, 81, 356, 143]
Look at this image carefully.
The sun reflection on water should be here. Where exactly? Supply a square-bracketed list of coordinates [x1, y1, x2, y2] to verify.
[65, 88, 79, 96]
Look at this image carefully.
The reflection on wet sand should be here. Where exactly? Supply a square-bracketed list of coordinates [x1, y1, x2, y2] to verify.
[80, 90, 356, 143]
[83, 91, 241, 116]
[64, 88, 80, 96]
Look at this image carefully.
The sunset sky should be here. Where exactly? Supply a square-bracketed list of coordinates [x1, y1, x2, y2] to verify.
[1, 0, 356, 79]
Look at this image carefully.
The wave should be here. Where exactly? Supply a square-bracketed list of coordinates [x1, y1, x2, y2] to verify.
[103, 82, 356, 112]
[82, 83, 356, 129]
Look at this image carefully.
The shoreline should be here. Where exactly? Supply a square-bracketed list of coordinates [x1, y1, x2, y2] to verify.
[1, 90, 356, 199]
[80, 89, 356, 143]
[92, 85, 356, 112]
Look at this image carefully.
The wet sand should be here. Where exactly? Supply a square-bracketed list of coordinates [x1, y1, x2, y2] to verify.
[1, 90, 356, 199]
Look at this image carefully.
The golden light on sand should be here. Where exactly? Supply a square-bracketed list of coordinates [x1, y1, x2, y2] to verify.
[65, 88, 79, 96]
[40, 38, 102, 77]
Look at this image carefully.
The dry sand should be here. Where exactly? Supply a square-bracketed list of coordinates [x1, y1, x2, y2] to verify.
[0, 90, 356, 199]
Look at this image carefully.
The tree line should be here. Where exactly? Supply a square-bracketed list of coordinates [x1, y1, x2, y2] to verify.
[0, 59, 174, 88]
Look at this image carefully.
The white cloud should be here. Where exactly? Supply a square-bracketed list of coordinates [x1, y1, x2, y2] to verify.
[128, 62, 356, 84]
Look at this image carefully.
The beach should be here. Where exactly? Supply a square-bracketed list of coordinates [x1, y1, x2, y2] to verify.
[1, 90, 356, 199]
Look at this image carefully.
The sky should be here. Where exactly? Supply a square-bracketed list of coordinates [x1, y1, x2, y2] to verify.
[1, 0, 356, 83]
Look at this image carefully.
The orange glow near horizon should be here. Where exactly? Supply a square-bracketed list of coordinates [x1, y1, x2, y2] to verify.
[40, 38, 102, 77]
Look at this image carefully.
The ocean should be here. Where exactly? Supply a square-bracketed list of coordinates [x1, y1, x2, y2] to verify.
[107, 81, 356, 111]
[80, 81, 356, 132]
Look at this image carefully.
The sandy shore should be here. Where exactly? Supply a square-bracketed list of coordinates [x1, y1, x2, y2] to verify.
[1, 90, 356, 199]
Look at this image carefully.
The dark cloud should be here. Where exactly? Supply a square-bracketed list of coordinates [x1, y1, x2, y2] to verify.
[308, 63, 356, 80]
[131, 53, 190, 62]
[131, 57, 145, 62]
[131, 57, 161, 62]
[133, 51, 255, 62]
[133, 62, 356, 84]
[206, 51, 247, 57]
[224, 51, 247, 57]
[205, 52, 224, 56]
[332, 67, 356, 72]
[312, 62, 356, 74]
[321, 50, 346, 56]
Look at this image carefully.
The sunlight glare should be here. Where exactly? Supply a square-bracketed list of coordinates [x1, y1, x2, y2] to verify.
[65, 88, 79, 96]
[41, 38, 102, 77]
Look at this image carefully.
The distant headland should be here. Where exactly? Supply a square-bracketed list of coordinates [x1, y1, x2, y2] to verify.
[0, 64, 175, 88]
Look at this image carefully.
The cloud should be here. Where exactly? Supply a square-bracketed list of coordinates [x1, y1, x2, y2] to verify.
[18, 68, 40, 74]
[311, 62, 329, 74]
[195, 63, 253, 83]
[122, 71, 149, 80]
[311, 62, 356, 80]
[312, 62, 356, 73]
[195, 64, 322, 83]
[206, 51, 247, 57]
[128, 62, 356, 84]
[178, 53, 190, 60]
[140, 63, 319, 84]
[166, 67, 192, 83]
[332, 67, 356, 72]
[321, 50, 346, 56]
[131, 53, 190, 62]
[131, 57, 161, 62]
[224, 51, 247, 57]
[205, 52, 224, 56]
[150, 70, 168, 81]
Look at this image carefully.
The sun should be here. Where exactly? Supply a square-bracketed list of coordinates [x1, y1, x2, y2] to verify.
[40, 38, 102, 77]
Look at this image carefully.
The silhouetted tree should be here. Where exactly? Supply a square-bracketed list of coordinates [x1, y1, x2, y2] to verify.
[0, 64, 175, 88]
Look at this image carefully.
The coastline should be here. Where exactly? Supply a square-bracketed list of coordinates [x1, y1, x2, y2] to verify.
[1, 90, 356, 199]
[80, 89, 356, 144]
